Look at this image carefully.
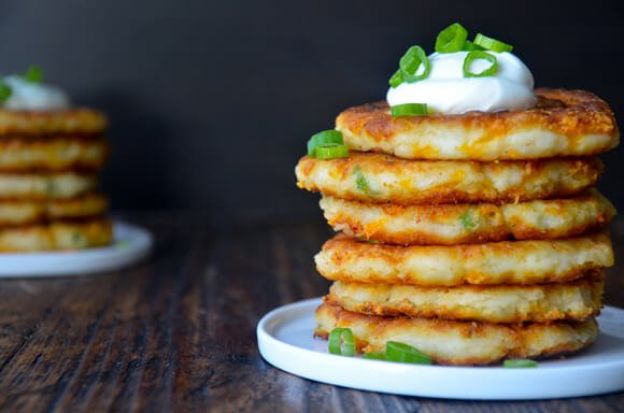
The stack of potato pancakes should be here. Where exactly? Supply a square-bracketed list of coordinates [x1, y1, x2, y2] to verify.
[296, 88, 618, 365]
[0, 108, 112, 251]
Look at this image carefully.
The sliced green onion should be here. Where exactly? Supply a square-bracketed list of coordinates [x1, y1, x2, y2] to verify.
[435, 22, 468, 53]
[328, 328, 356, 356]
[0, 82, 12, 103]
[463, 40, 485, 51]
[463, 51, 498, 78]
[459, 211, 476, 230]
[399, 45, 431, 83]
[24, 65, 44, 83]
[503, 359, 538, 368]
[353, 166, 372, 194]
[391, 103, 428, 117]
[363, 351, 386, 360]
[307, 130, 343, 156]
[388, 69, 403, 88]
[314, 143, 349, 159]
[474, 33, 514, 53]
[385, 341, 432, 364]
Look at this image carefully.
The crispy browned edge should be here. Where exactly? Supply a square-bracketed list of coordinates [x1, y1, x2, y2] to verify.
[314, 303, 598, 365]
[0, 193, 109, 227]
[0, 217, 113, 252]
[0, 138, 110, 172]
[0, 108, 107, 135]
[336, 89, 618, 145]
[322, 193, 616, 245]
[296, 153, 604, 205]
[324, 275, 604, 322]
[317, 233, 611, 286]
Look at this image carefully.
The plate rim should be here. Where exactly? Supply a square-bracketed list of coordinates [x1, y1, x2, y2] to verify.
[0, 220, 153, 277]
[257, 297, 624, 400]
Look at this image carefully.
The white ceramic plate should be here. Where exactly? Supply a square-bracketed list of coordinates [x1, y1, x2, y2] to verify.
[257, 297, 624, 400]
[0, 220, 153, 277]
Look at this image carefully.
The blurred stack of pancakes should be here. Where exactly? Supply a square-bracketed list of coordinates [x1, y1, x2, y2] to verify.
[0, 108, 112, 251]
[296, 89, 618, 365]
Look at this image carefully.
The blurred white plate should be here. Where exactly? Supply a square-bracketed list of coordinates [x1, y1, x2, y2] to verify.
[0, 220, 152, 277]
[257, 297, 624, 400]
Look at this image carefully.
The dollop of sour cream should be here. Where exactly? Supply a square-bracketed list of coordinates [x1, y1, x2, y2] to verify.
[386, 51, 536, 114]
[2, 75, 70, 110]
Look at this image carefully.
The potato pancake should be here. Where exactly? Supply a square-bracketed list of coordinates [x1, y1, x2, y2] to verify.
[327, 277, 603, 323]
[0, 218, 112, 252]
[315, 233, 613, 286]
[320, 190, 615, 245]
[0, 108, 107, 135]
[0, 138, 108, 171]
[0, 193, 108, 226]
[336, 89, 618, 161]
[315, 303, 598, 365]
[296, 152, 602, 205]
[0, 173, 98, 200]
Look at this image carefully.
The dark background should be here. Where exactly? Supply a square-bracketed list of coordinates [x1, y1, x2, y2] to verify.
[1, 0, 622, 224]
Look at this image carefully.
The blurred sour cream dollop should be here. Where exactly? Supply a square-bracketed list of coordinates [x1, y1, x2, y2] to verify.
[2, 75, 70, 110]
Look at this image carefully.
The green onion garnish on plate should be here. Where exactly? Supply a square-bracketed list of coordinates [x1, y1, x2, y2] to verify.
[463, 51, 498, 78]
[385, 341, 432, 364]
[363, 351, 386, 360]
[399, 45, 431, 83]
[390, 103, 428, 117]
[328, 327, 356, 356]
[503, 358, 538, 368]
[435, 22, 468, 53]
[473, 33, 514, 53]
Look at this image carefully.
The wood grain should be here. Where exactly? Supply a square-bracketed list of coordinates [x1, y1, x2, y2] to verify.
[0, 215, 621, 412]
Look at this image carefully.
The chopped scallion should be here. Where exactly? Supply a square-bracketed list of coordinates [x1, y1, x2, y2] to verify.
[363, 351, 386, 360]
[390, 103, 428, 117]
[385, 341, 432, 365]
[463, 40, 485, 51]
[473, 33, 514, 53]
[307, 130, 344, 156]
[463, 51, 498, 78]
[24, 65, 44, 83]
[0, 82, 12, 103]
[328, 328, 356, 356]
[314, 143, 349, 159]
[503, 359, 538, 368]
[459, 211, 476, 230]
[388, 69, 403, 88]
[435, 23, 468, 53]
[399, 45, 431, 83]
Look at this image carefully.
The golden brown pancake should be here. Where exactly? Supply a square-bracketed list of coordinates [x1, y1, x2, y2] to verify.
[0, 173, 98, 200]
[326, 277, 603, 323]
[296, 152, 602, 205]
[336, 89, 619, 161]
[0, 218, 112, 252]
[320, 190, 616, 245]
[0, 108, 107, 135]
[0, 193, 108, 226]
[315, 233, 613, 286]
[0, 138, 108, 171]
[315, 302, 598, 365]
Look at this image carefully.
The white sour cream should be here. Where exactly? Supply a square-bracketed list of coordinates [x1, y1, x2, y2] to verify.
[2, 75, 70, 110]
[386, 51, 536, 114]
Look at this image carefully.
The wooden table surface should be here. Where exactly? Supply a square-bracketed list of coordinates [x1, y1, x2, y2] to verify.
[0, 214, 622, 412]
